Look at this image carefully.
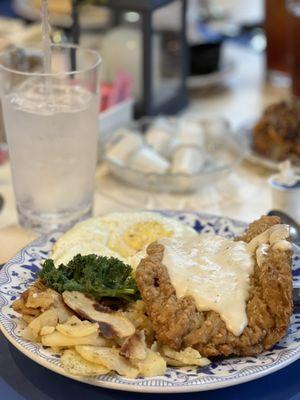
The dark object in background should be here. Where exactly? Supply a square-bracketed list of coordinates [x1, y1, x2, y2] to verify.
[73, 0, 189, 118]
[0, 194, 4, 214]
[0, 0, 15, 18]
[190, 40, 222, 75]
[253, 99, 300, 165]
[265, 0, 290, 85]
[287, 1, 300, 97]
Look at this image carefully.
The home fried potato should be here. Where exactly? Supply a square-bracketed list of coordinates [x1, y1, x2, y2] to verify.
[160, 346, 210, 367]
[56, 316, 99, 338]
[40, 326, 55, 336]
[12, 298, 41, 318]
[50, 346, 63, 354]
[41, 330, 110, 348]
[62, 291, 135, 339]
[125, 301, 155, 345]
[25, 288, 55, 310]
[119, 332, 166, 376]
[28, 309, 58, 337]
[135, 349, 167, 377]
[61, 349, 109, 377]
[22, 326, 40, 342]
[51, 292, 74, 323]
[119, 331, 147, 361]
[12, 298, 27, 313]
[22, 315, 36, 324]
[75, 346, 139, 378]
[12, 283, 72, 324]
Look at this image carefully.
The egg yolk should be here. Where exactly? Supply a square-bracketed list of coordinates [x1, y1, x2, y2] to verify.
[123, 221, 173, 252]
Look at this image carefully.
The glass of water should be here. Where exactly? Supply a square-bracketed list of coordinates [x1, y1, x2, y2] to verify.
[0, 45, 101, 232]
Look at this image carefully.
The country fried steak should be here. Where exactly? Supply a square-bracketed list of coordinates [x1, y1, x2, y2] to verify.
[135, 216, 293, 357]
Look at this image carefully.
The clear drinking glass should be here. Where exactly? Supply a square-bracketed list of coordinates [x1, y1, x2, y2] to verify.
[0, 44, 101, 232]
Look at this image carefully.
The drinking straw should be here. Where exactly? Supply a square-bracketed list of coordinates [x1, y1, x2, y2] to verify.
[71, 0, 80, 72]
[71, 0, 80, 45]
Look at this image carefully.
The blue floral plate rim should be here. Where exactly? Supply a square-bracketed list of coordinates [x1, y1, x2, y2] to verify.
[0, 211, 299, 393]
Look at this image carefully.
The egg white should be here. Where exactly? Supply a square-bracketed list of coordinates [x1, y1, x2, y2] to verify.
[52, 212, 197, 268]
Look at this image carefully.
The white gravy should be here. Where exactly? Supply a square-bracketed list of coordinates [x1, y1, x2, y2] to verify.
[159, 224, 291, 337]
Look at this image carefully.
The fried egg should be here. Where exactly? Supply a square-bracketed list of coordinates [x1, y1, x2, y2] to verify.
[52, 212, 197, 269]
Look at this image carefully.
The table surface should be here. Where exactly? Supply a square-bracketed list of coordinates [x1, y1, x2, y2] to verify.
[0, 18, 299, 400]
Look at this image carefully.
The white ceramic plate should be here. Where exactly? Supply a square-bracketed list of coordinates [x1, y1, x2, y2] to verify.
[241, 122, 300, 173]
[0, 211, 299, 393]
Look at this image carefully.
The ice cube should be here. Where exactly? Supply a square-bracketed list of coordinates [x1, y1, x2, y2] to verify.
[10, 80, 92, 115]
[106, 129, 143, 165]
[145, 117, 177, 157]
[146, 127, 171, 154]
[171, 145, 206, 175]
[176, 119, 205, 147]
[202, 118, 230, 141]
[129, 146, 170, 174]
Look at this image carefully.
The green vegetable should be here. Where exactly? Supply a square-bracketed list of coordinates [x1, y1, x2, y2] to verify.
[39, 254, 139, 302]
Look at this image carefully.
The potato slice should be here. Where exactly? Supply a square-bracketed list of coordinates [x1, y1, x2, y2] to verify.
[62, 291, 135, 339]
[136, 349, 167, 377]
[61, 349, 109, 377]
[22, 315, 36, 324]
[21, 326, 39, 342]
[25, 288, 55, 310]
[119, 331, 147, 361]
[75, 346, 139, 379]
[12, 298, 41, 318]
[51, 291, 74, 323]
[41, 330, 110, 348]
[119, 331, 167, 377]
[40, 326, 55, 336]
[12, 298, 26, 313]
[160, 346, 210, 367]
[56, 316, 99, 338]
[50, 347, 63, 355]
[125, 300, 154, 344]
[29, 309, 58, 337]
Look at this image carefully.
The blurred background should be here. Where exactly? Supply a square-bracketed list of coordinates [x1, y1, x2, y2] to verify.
[1, 0, 300, 201]
[0, 0, 267, 143]
[1, 0, 300, 255]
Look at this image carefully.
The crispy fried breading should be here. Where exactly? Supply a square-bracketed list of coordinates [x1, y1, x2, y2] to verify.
[136, 216, 293, 357]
